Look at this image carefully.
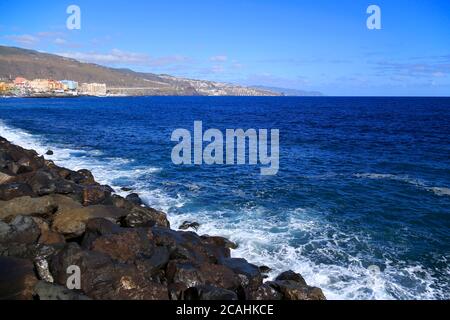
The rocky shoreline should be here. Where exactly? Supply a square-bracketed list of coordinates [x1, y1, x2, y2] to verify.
[0, 135, 325, 300]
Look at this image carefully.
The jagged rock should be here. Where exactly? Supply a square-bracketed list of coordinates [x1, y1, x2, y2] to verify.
[125, 206, 170, 228]
[111, 195, 169, 228]
[50, 243, 169, 300]
[166, 260, 239, 290]
[0, 196, 56, 220]
[75, 169, 96, 185]
[221, 258, 263, 291]
[0, 182, 34, 201]
[82, 185, 111, 206]
[89, 228, 153, 262]
[0, 257, 38, 300]
[248, 283, 283, 300]
[0, 216, 41, 244]
[34, 281, 91, 300]
[201, 236, 238, 250]
[151, 227, 227, 263]
[259, 265, 272, 274]
[52, 205, 127, 237]
[126, 193, 143, 206]
[268, 270, 326, 300]
[137, 246, 170, 272]
[27, 169, 57, 195]
[179, 221, 200, 231]
[275, 270, 307, 285]
[0, 194, 80, 221]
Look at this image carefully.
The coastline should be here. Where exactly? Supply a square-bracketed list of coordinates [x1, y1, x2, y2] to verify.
[0, 135, 326, 300]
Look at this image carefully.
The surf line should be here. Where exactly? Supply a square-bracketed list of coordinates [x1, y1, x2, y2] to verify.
[171, 121, 279, 176]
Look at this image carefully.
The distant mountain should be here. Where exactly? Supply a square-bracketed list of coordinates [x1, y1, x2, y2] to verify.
[251, 85, 323, 96]
[0, 45, 279, 96]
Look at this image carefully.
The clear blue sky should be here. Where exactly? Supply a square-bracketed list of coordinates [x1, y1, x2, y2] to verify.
[1, 0, 449, 96]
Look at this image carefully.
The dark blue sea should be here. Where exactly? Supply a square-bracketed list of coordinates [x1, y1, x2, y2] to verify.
[0, 96, 449, 300]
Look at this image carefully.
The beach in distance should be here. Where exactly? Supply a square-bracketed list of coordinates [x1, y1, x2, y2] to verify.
[0, 96, 449, 300]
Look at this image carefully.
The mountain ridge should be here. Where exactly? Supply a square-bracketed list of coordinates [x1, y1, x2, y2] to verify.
[0, 45, 279, 96]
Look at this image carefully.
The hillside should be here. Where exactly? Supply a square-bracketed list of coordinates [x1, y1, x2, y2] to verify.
[0, 46, 279, 96]
[251, 85, 323, 96]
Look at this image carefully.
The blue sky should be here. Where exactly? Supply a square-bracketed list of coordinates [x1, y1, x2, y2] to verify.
[1, 0, 449, 96]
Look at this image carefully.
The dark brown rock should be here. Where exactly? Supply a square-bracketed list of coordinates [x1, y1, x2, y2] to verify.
[52, 205, 127, 237]
[179, 221, 200, 231]
[221, 258, 263, 291]
[267, 270, 326, 300]
[0, 216, 41, 244]
[89, 228, 153, 262]
[0, 182, 34, 201]
[275, 270, 307, 285]
[166, 260, 239, 290]
[82, 185, 111, 206]
[248, 283, 283, 300]
[0, 257, 38, 300]
[126, 193, 143, 206]
[50, 243, 169, 300]
[112, 195, 169, 228]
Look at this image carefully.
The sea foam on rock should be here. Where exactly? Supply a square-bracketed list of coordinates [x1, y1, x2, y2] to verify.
[0, 136, 326, 300]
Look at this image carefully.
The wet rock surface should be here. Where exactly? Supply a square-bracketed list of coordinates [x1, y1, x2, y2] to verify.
[0, 136, 326, 300]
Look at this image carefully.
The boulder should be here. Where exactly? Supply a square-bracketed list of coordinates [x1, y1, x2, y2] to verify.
[50, 243, 169, 300]
[52, 205, 128, 237]
[0, 194, 80, 221]
[89, 228, 154, 262]
[126, 193, 143, 206]
[201, 236, 238, 250]
[166, 260, 240, 290]
[248, 283, 283, 300]
[0, 196, 56, 220]
[268, 270, 326, 300]
[0, 216, 41, 245]
[259, 265, 272, 274]
[275, 270, 307, 285]
[179, 221, 200, 231]
[221, 258, 263, 291]
[45, 150, 54, 156]
[112, 195, 169, 228]
[82, 185, 111, 206]
[125, 205, 169, 228]
[0, 182, 34, 201]
[0, 257, 38, 300]
[151, 227, 225, 263]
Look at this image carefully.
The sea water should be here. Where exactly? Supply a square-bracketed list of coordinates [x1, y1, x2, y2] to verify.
[0, 96, 449, 300]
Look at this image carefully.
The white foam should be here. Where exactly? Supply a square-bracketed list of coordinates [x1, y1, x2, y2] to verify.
[354, 173, 450, 197]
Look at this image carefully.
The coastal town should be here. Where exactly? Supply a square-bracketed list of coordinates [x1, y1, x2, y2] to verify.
[0, 77, 107, 97]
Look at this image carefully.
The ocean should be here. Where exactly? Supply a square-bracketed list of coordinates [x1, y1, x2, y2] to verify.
[0, 96, 449, 300]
